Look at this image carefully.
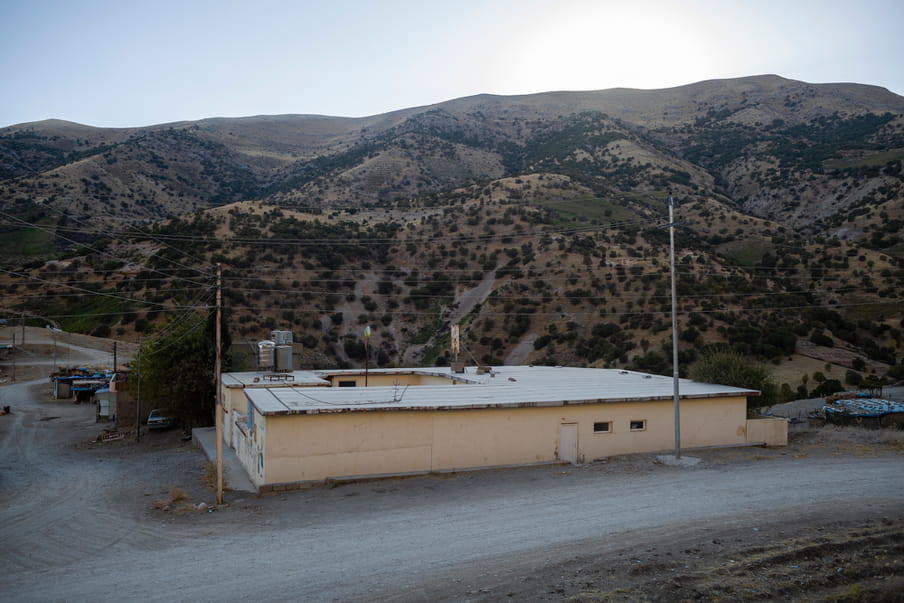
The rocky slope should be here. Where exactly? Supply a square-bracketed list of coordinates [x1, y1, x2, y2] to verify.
[1, 75, 902, 395]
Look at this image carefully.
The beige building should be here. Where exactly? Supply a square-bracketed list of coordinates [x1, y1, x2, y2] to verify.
[219, 366, 786, 492]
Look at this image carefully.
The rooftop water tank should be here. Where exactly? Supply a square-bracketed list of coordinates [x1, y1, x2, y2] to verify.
[275, 345, 293, 371]
[257, 340, 276, 370]
[271, 330, 293, 346]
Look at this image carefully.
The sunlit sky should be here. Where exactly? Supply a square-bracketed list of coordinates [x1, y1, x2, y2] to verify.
[2, 0, 902, 128]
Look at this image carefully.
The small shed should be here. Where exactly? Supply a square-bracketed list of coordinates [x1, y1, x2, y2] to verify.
[95, 388, 115, 421]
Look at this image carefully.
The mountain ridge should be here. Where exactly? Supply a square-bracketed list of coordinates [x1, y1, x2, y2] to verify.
[2, 74, 903, 231]
[6, 74, 903, 138]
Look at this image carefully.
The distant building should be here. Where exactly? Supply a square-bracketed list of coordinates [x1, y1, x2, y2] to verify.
[51, 370, 110, 403]
[50, 369, 146, 429]
[219, 365, 786, 493]
[95, 372, 146, 429]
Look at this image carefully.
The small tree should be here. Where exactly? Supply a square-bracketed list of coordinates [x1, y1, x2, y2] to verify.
[845, 370, 863, 386]
[862, 375, 889, 397]
[690, 349, 777, 411]
[811, 379, 843, 398]
[133, 309, 230, 427]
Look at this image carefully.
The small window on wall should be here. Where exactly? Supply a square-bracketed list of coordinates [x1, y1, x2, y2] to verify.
[338, 380, 357, 387]
[630, 420, 646, 431]
[593, 421, 611, 433]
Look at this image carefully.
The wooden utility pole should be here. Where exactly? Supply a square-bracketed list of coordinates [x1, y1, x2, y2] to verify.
[215, 263, 224, 505]
[136, 336, 142, 443]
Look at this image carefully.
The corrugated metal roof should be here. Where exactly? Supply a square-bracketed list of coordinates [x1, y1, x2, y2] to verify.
[235, 366, 758, 416]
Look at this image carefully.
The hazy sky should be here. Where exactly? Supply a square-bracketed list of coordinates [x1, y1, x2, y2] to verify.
[2, 0, 902, 128]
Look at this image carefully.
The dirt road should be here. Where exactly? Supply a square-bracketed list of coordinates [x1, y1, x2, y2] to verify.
[1, 335, 902, 601]
[0, 326, 135, 383]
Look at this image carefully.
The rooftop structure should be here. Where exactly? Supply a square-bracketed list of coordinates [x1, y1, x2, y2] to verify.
[225, 365, 758, 415]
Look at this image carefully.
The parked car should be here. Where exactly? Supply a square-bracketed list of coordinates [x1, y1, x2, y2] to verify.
[147, 409, 175, 430]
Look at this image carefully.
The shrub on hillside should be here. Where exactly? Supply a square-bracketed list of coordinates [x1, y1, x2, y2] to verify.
[810, 332, 834, 347]
[690, 349, 777, 410]
[845, 370, 863, 386]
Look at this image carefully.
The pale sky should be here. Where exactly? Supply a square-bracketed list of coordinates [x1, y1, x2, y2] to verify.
[2, 0, 902, 128]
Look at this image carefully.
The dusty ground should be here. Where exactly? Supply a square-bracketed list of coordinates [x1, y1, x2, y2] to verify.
[1, 332, 903, 601]
[480, 513, 904, 602]
[421, 426, 904, 602]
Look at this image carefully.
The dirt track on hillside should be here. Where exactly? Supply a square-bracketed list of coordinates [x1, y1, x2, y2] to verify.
[0, 325, 137, 382]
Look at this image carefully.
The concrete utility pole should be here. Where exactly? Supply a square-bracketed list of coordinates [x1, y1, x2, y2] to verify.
[668, 191, 682, 459]
[215, 263, 224, 505]
[136, 336, 142, 443]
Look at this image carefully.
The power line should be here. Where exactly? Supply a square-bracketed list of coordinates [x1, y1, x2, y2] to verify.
[0, 209, 213, 280]
[3, 197, 901, 347]
[0, 287, 213, 300]
[217, 298, 904, 319]
[1, 214, 653, 246]
[216, 285, 867, 302]
[0, 266, 210, 312]
[0, 208, 214, 284]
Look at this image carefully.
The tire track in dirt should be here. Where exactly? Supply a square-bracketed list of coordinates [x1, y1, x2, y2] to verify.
[0, 377, 187, 574]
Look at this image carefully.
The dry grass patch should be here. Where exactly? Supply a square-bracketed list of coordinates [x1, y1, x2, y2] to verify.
[169, 487, 189, 503]
[153, 486, 197, 513]
[798, 425, 904, 454]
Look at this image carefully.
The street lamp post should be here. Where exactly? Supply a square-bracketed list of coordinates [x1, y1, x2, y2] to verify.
[363, 325, 371, 387]
[668, 191, 681, 459]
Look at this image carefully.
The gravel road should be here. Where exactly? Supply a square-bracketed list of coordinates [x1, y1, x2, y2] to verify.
[1, 334, 902, 601]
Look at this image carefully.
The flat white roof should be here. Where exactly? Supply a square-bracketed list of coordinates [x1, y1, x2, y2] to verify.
[229, 366, 758, 416]
[223, 371, 330, 387]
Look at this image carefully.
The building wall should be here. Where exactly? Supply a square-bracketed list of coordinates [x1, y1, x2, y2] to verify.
[263, 412, 434, 485]
[219, 373, 458, 449]
[246, 396, 748, 487]
[112, 389, 138, 429]
[223, 386, 243, 417]
[95, 391, 115, 421]
[746, 417, 788, 446]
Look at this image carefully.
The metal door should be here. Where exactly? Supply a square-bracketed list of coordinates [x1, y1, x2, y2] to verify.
[559, 423, 578, 464]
